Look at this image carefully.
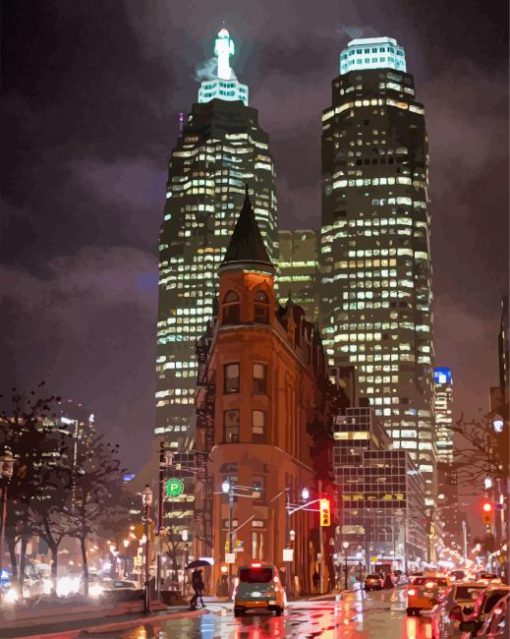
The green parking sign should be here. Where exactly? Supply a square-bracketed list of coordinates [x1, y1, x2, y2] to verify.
[165, 478, 184, 497]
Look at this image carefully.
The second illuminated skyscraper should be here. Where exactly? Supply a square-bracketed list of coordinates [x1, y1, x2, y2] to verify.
[320, 37, 436, 502]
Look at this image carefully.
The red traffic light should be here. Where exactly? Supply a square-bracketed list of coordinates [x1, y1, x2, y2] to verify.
[482, 502, 492, 513]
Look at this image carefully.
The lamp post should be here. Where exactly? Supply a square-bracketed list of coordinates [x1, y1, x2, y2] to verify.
[0, 448, 15, 603]
[222, 480, 234, 595]
[142, 485, 153, 614]
[342, 541, 349, 591]
[122, 539, 129, 577]
[289, 528, 296, 596]
[181, 529, 189, 594]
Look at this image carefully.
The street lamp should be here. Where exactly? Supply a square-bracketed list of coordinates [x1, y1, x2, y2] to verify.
[492, 415, 504, 433]
[0, 447, 15, 602]
[222, 480, 234, 595]
[342, 541, 350, 591]
[484, 477, 493, 490]
[301, 487, 310, 501]
[181, 529, 189, 593]
[142, 485, 153, 614]
[122, 539, 129, 577]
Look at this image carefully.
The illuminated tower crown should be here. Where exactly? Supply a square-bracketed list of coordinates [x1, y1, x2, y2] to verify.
[198, 28, 249, 106]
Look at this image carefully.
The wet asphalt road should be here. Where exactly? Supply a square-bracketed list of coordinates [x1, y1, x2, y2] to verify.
[105, 588, 435, 639]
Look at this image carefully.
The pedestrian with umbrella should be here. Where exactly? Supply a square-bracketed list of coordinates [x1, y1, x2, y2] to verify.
[186, 559, 211, 610]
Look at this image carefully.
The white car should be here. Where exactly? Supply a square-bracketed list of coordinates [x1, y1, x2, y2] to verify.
[109, 579, 138, 590]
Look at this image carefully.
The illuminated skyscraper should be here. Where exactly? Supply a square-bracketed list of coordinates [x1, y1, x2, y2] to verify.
[320, 37, 436, 502]
[156, 29, 278, 448]
[278, 230, 320, 322]
[434, 367, 453, 463]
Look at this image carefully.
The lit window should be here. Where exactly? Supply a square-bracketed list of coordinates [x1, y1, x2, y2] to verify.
[224, 363, 240, 394]
[252, 363, 267, 394]
[224, 409, 240, 443]
[252, 410, 266, 442]
[223, 290, 240, 324]
[254, 290, 270, 323]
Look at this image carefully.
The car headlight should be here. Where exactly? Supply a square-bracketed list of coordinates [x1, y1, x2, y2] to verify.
[4, 588, 19, 604]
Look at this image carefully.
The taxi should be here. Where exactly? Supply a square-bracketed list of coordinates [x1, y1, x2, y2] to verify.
[233, 562, 286, 617]
[406, 573, 450, 616]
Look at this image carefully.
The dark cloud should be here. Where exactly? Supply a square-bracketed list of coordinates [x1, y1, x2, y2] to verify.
[1, 0, 508, 485]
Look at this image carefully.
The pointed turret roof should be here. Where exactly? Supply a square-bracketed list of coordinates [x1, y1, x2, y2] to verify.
[220, 187, 274, 274]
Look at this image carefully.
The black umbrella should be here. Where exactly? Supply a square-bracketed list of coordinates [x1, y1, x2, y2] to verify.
[186, 559, 212, 569]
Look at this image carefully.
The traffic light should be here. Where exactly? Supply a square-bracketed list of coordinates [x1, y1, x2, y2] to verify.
[481, 501, 494, 525]
[320, 498, 331, 527]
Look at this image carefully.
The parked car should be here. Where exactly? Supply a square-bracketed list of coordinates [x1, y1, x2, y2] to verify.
[233, 562, 286, 617]
[364, 573, 384, 591]
[461, 585, 510, 637]
[406, 575, 450, 616]
[460, 592, 510, 638]
[430, 581, 486, 638]
[475, 572, 502, 585]
[450, 570, 467, 582]
[109, 579, 138, 590]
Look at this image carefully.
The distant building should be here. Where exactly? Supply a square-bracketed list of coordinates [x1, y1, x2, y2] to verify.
[155, 28, 278, 450]
[333, 406, 428, 571]
[320, 36, 436, 505]
[278, 230, 320, 322]
[434, 367, 454, 463]
[195, 193, 343, 593]
[498, 295, 509, 401]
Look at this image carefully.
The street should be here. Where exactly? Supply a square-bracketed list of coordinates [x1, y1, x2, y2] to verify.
[114, 589, 434, 638]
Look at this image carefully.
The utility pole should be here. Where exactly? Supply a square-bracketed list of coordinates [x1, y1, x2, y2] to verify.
[142, 485, 153, 614]
[461, 519, 468, 561]
[318, 479, 323, 594]
[156, 442, 172, 597]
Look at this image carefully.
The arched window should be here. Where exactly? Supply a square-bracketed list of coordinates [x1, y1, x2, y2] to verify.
[254, 290, 269, 324]
[222, 290, 240, 324]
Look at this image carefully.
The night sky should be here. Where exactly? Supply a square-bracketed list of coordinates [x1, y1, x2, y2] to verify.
[2, 0, 508, 484]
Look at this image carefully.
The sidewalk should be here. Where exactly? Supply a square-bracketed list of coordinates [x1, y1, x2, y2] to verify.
[0, 606, 207, 639]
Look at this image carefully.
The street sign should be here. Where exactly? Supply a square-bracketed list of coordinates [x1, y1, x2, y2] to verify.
[283, 548, 294, 562]
[370, 556, 378, 564]
[165, 478, 184, 497]
[225, 553, 236, 564]
[234, 540, 244, 552]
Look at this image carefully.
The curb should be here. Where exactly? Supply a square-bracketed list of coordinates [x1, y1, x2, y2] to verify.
[82, 607, 207, 634]
[0, 608, 207, 639]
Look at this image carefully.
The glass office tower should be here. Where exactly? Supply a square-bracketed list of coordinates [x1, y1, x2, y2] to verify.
[278, 230, 320, 322]
[434, 367, 453, 463]
[320, 37, 436, 502]
[156, 29, 278, 448]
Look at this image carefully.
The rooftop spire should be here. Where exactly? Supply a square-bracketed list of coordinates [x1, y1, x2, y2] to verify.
[220, 187, 274, 274]
[197, 28, 249, 106]
[215, 28, 235, 80]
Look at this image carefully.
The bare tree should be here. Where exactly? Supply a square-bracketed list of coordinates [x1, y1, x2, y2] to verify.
[452, 413, 509, 484]
[0, 384, 63, 588]
[64, 436, 124, 595]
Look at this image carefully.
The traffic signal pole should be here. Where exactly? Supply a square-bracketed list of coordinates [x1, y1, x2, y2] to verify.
[318, 480, 323, 594]
[156, 442, 165, 598]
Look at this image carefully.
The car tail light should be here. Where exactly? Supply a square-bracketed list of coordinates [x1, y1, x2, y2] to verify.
[408, 589, 416, 596]
[449, 606, 463, 622]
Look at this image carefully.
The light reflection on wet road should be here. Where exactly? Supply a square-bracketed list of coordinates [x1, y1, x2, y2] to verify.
[109, 589, 434, 639]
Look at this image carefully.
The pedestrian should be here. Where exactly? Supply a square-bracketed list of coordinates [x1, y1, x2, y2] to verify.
[197, 569, 206, 607]
[190, 568, 206, 609]
[189, 570, 200, 610]
[312, 570, 320, 593]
